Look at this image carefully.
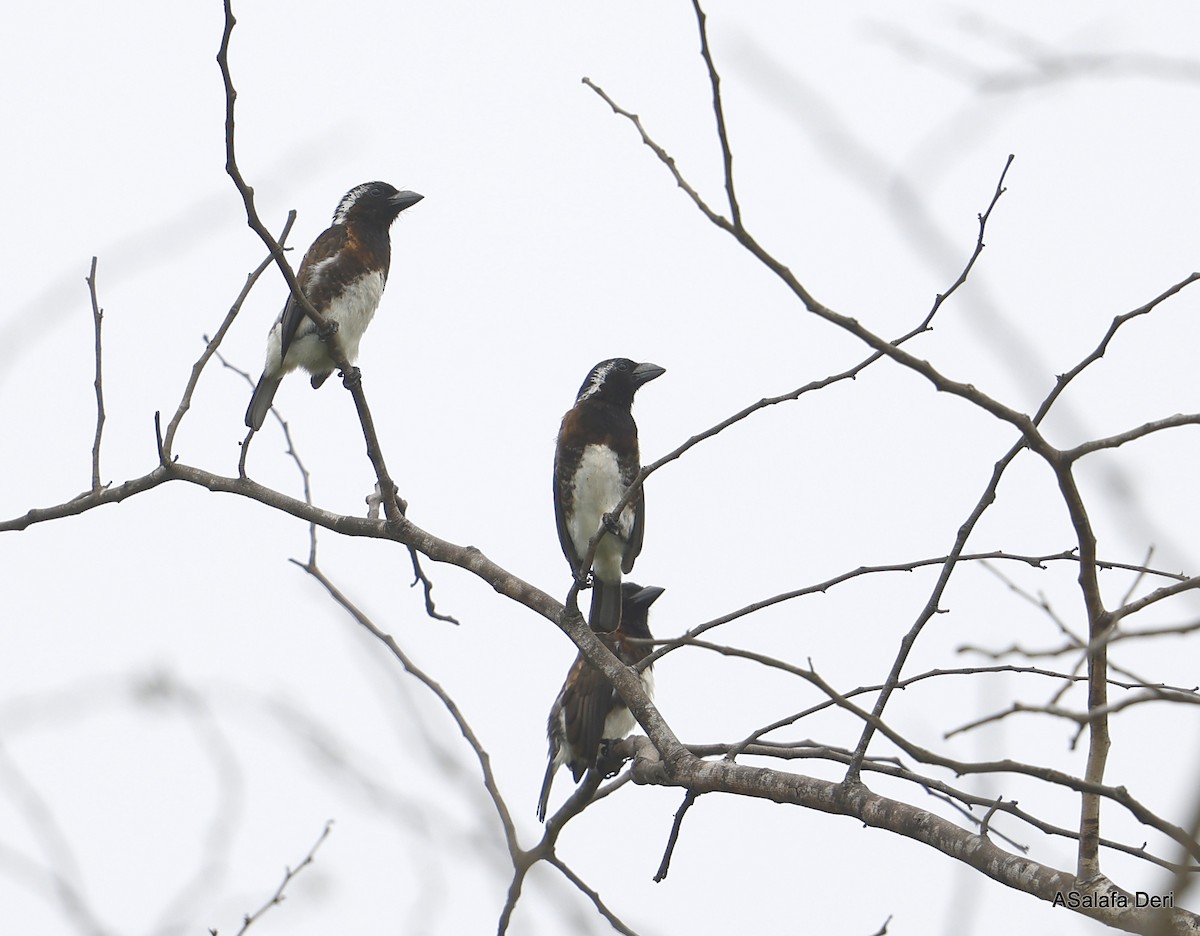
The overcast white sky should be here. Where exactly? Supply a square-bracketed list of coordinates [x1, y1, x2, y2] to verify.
[3, 1, 1200, 934]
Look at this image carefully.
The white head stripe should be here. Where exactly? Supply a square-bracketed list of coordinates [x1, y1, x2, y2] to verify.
[578, 361, 616, 401]
[332, 183, 375, 224]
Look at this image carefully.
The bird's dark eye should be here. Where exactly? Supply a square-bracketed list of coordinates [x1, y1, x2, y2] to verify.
[615, 361, 630, 371]
[369, 185, 384, 197]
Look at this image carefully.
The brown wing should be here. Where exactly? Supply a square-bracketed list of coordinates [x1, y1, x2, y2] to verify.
[553, 411, 583, 571]
[277, 224, 349, 360]
[560, 651, 616, 781]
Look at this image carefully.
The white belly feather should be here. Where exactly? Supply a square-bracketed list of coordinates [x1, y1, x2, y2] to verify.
[265, 270, 386, 376]
[569, 444, 634, 580]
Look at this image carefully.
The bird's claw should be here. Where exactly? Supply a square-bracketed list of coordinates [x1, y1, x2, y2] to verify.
[597, 739, 625, 779]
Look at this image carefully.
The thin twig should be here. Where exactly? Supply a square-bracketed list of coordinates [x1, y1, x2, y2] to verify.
[919, 154, 1014, 331]
[214, 820, 332, 936]
[1064, 413, 1200, 462]
[545, 856, 644, 936]
[944, 689, 1200, 742]
[654, 790, 699, 882]
[583, 77, 727, 227]
[1040, 272, 1200, 427]
[86, 257, 105, 492]
[690, 0, 741, 227]
[407, 546, 459, 624]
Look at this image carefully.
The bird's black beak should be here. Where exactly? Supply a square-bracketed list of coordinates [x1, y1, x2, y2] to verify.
[630, 584, 666, 608]
[632, 362, 666, 387]
[391, 190, 424, 211]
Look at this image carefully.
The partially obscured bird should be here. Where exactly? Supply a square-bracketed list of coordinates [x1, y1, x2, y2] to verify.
[537, 582, 664, 822]
[553, 358, 665, 632]
[245, 181, 423, 431]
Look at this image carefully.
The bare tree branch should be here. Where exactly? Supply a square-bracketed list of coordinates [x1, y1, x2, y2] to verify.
[5, 4, 1200, 933]
[620, 735, 1200, 935]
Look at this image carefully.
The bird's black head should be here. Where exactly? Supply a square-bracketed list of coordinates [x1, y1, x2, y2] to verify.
[332, 181, 424, 226]
[575, 358, 666, 407]
[618, 582, 665, 639]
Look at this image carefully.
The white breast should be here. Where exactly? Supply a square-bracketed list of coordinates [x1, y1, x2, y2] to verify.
[569, 444, 634, 580]
[322, 270, 386, 361]
[277, 270, 386, 376]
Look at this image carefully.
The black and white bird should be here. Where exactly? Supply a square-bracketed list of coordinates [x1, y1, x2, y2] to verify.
[244, 181, 423, 431]
[537, 582, 664, 822]
[553, 358, 665, 632]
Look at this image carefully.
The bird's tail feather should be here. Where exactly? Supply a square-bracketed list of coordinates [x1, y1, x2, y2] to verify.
[589, 580, 623, 633]
[245, 374, 283, 431]
[536, 760, 557, 823]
